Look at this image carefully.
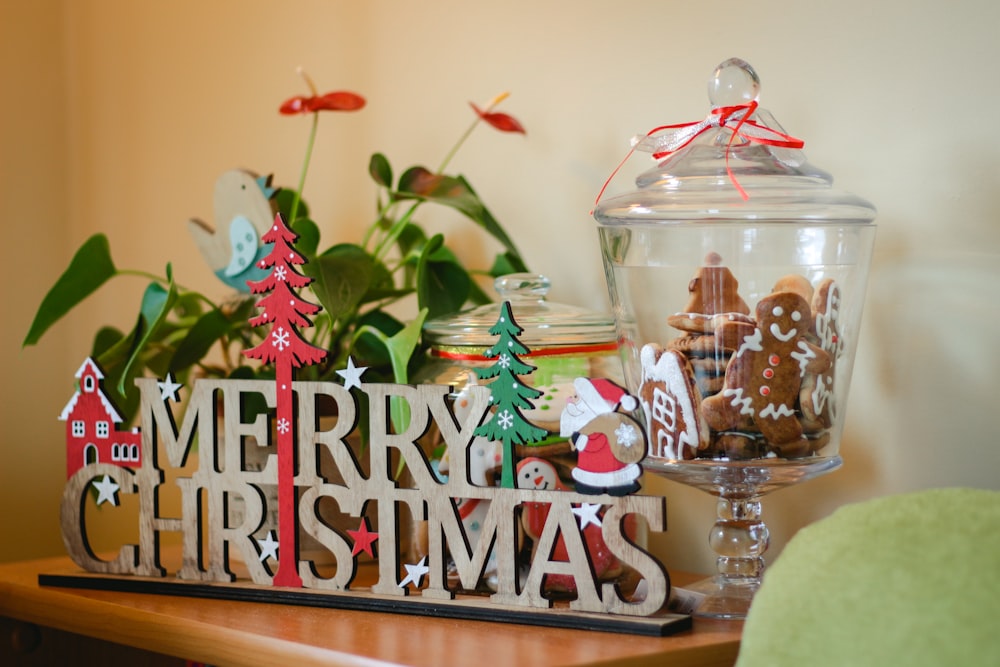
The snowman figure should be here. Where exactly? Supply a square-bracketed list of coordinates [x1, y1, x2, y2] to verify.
[559, 378, 645, 496]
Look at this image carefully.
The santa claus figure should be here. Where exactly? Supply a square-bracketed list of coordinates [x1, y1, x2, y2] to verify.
[560, 378, 645, 496]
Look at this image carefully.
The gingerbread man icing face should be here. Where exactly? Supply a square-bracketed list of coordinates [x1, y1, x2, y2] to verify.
[702, 291, 831, 454]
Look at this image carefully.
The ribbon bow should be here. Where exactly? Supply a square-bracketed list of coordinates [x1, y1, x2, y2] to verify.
[595, 100, 805, 205]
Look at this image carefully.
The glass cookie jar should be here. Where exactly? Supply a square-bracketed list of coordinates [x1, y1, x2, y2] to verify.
[591, 57, 877, 618]
[594, 57, 876, 466]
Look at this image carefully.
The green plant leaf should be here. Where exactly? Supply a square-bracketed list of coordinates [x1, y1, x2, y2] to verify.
[396, 222, 428, 259]
[170, 291, 206, 325]
[275, 188, 309, 223]
[396, 168, 526, 268]
[466, 279, 491, 306]
[91, 326, 125, 358]
[416, 234, 471, 319]
[170, 307, 231, 372]
[369, 153, 392, 187]
[398, 166, 456, 198]
[354, 308, 428, 435]
[455, 175, 527, 270]
[97, 360, 141, 426]
[306, 244, 375, 321]
[384, 309, 426, 384]
[116, 271, 178, 394]
[291, 217, 320, 259]
[352, 309, 403, 371]
[88, 327, 137, 422]
[24, 233, 118, 346]
[489, 250, 528, 277]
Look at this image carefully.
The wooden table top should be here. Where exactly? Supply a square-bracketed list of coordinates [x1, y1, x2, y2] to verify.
[0, 553, 742, 667]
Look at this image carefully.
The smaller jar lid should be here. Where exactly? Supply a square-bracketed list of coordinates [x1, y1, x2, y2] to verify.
[423, 273, 618, 353]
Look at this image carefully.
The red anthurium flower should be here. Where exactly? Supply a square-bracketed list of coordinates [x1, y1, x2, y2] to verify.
[470, 102, 525, 134]
[280, 69, 367, 226]
[280, 91, 366, 115]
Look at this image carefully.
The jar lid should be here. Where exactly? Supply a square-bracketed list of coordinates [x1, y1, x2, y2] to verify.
[593, 58, 876, 225]
[423, 273, 618, 351]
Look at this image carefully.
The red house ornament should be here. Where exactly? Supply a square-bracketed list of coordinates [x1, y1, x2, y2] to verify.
[59, 357, 142, 479]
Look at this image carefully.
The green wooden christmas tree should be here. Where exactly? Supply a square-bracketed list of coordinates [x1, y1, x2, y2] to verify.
[473, 301, 548, 488]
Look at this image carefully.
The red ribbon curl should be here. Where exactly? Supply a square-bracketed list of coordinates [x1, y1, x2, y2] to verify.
[594, 100, 805, 206]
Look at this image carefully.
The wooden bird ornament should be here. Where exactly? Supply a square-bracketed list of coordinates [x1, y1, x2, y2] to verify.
[188, 169, 278, 291]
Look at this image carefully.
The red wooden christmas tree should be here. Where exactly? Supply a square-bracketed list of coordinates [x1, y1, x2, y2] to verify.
[243, 212, 326, 587]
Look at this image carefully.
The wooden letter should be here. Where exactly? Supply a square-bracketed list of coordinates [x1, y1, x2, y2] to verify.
[601, 494, 669, 616]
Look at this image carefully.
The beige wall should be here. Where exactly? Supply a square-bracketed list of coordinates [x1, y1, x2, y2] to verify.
[4, 0, 998, 575]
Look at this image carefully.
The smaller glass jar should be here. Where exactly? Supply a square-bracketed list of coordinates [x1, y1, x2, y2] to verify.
[415, 273, 645, 596]
[417, 273, 623, 469]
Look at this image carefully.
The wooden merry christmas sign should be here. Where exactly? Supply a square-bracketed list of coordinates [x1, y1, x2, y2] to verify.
[43, 213, 687, 636]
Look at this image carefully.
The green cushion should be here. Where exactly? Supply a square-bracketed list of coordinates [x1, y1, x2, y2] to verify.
[737, 488, 1000, 667]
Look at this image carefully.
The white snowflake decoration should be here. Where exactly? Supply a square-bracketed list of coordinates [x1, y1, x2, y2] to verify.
[271, 326, 290, 351]
[615, 422, 639, 449]
[497, 409, 514, 430]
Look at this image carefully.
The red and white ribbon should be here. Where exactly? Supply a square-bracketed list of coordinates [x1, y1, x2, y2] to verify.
[594, 100, 805, 205]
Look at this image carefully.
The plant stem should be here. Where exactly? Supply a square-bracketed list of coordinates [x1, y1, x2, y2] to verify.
[437, 116, 480, 175]
[372, 200, 421, 263]
[437, 92, 507, 174]
[371, 93, 506, 268]
[289, 111, 319, 225]
[117, 269, 216, 309]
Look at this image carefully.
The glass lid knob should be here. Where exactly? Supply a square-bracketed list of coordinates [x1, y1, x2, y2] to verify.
[708, 57, 760, 107]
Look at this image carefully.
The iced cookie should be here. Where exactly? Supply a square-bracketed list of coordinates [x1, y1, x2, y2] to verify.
[667, 311, 755, 335]
[638, 345, 709, 460]
[772, 273, 814, 305]
[800, 279, 843, 432]
[667, 254, 751, 335]
[667, 332, 737, 358]
[681, 252, 751, 316]
[711, 431, 769, 459]
[701, 291, 831, 455]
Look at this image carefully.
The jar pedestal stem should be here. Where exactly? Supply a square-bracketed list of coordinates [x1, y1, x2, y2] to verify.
[647, 457, 842, 620]
[685, 495, 769, 619]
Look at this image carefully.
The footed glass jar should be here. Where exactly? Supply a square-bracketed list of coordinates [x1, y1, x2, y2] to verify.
[593, 58, 876, 617]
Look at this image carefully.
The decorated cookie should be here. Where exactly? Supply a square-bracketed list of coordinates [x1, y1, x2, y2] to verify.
[800, 279, 843, 432]
[667, 311, 756, 335]
[516, 457, 568, 542]
[772, 273, 814, 306]
[701, 291, 831, 455]
[638, 345, 710, 460]
[682, 252, 751, 316]
[667, 332, 736, 357]
[516, 457, 623, 595]
[666, 253, 751, 335]
[710, 432, 769, 460]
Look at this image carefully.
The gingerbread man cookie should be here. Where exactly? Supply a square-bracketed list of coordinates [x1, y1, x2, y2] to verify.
[701, 290, 831, 455]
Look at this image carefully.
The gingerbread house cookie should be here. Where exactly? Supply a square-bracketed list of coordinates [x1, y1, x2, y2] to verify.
[638, 345, 710, 460]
